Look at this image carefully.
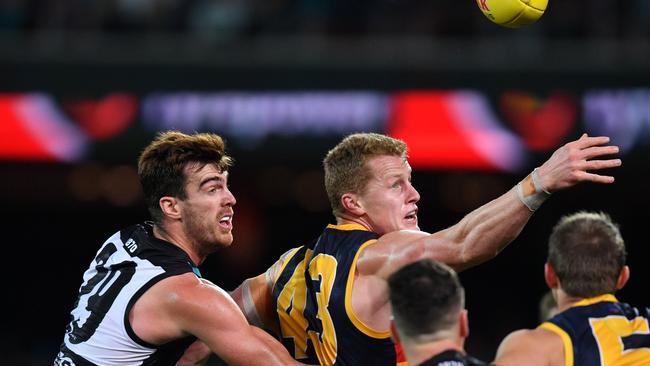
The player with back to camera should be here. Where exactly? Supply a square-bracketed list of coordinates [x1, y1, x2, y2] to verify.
[219, 132, 622, 366]
[53, 131, 307, 366]
[388, 259, 488, 366]
[493, 211, 650, 366]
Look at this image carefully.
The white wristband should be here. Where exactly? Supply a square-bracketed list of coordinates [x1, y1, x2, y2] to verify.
[531, 168, 551, 195]
[516, 168, 551, 211]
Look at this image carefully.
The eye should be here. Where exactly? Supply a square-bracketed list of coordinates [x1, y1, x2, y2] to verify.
[206, 184, 223, 193]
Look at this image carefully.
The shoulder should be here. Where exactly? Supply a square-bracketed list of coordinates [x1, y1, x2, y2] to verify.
[494, 327, 562, 366]
[357, 229, 430, 277]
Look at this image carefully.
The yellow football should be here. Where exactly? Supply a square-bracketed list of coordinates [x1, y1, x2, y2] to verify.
[476, 0, 548, 28]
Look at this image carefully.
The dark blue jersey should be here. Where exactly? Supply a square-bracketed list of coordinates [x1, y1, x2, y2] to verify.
[540, 294, 650, 366]
[271, 223, 407, 366]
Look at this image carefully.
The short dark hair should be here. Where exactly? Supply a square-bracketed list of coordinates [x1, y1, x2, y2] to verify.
[548, 211, 626, 298]
[388, 259, 464, 339]
[138, 131, 233, 223]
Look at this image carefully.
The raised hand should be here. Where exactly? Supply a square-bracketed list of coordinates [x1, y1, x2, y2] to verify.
[537, 134, 621, 192]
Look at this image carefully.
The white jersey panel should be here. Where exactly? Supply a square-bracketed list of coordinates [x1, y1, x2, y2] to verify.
[63, 231, 166, 365]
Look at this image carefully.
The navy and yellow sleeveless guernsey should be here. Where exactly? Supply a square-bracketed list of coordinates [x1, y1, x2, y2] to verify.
[540, 294, 650, 366]
[271, 223, 407, 366]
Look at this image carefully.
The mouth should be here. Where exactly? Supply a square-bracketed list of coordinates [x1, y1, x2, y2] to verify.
[404, 208, 418, 225]
[218, 214, 233, 231]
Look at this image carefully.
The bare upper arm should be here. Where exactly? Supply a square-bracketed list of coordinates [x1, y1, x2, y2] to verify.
[136, 273, 300, 366]
[356, 229, 465, 280]
[493, 328, 563, 366]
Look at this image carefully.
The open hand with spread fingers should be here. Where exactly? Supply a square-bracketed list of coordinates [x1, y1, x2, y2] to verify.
[536, 133, 621, 192]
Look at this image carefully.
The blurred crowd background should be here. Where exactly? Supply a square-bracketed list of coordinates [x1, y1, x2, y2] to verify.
[2, 0, 649, 365]
[0, 0, 649, 38]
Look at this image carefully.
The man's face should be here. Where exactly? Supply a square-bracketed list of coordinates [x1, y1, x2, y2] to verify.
[179, 163, 236, 252]
[356, 155, 420, 235]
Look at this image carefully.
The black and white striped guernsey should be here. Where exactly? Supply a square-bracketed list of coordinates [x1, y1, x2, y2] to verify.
[54, 223, 199, 366]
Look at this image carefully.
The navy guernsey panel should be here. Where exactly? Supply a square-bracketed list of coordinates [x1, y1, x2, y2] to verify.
[540, 294, 650, 366]
[272, 223, 407, 366]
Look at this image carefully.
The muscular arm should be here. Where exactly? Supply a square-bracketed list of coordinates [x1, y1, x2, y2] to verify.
[360, 135, 621, 277]
[493, 328, 564, 366]
[133, 274, 304, 366]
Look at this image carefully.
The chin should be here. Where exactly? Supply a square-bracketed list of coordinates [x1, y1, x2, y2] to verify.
[221, 236, 234, 247]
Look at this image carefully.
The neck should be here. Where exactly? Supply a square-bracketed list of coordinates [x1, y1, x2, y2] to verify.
[404, 339, 464, 366]
[336, 214, 373, 232]
[153, 223, 204, 266]
[553, 288, 587, 312]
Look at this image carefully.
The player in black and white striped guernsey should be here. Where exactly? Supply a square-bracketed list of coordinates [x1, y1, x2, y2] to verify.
[54, 131, 305, 366]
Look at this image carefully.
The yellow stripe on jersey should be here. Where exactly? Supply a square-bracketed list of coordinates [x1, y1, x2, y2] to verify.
[540, 322, 574, 366]
[571, 294, 618, 308]
[270, 246, 303, 292]
[344, 238, 392, 339]
[326, 223, 371, 231]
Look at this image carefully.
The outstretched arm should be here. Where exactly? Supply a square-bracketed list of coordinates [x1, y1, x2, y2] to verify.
[360, 134, 620, 277]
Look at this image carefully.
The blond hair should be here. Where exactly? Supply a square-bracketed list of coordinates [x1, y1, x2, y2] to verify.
[323, 133, 407, 216]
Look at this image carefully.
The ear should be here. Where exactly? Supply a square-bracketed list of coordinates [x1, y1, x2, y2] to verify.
[341, 192, 365, 216]
[159, 196, 181, 219]
[544, 263, 559, 289]
[459, 309, 469, 339]
[389, 319, 401, 344]
[615, 265, 630, 290]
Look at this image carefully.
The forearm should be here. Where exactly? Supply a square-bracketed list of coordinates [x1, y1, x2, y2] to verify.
[250, 326, 304, 365]
[230, 277, 265, 328]
[434, 179, 534, 271]
[176, 340, 211, 366]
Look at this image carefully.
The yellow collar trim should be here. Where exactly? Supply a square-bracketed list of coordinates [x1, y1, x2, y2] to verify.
[326, 223, 370, 232]
[572, 294, 618, 308]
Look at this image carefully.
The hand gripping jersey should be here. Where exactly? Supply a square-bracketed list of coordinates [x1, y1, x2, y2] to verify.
[54, 223, 199, 366]
[417, 349, 488, 366]
[271, 223, 407, 366]
[540, 294, 650, 366]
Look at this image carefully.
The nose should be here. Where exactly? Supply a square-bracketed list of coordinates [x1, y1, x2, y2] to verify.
[407, 182, 420, 204]
[224, 187, 236, 207]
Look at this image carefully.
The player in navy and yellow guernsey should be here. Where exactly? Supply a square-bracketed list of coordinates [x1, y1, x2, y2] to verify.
[228, 133, 621, 366]
[270, 224, 401, 365]
[495, 211, 650, 366]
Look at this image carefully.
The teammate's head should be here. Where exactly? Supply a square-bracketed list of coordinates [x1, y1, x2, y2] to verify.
[388, 259, 467, 346]
[546, 211, 627, 298]
[324, 133, 420, 234]
[138, 131, 233, 224]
